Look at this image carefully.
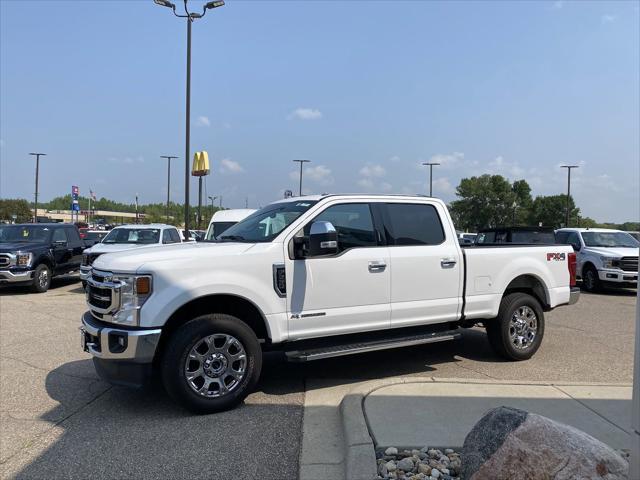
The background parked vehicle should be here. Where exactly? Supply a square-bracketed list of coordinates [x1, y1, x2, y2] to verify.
[80, 224, 183, 287]
[80, 194, 578, 413]
[475, 227, 556, 245]
[204, 209, 256, 241]
[0, 223, 84, 292]
[556, 228, 638, 292]
[82, 230, 108, 247]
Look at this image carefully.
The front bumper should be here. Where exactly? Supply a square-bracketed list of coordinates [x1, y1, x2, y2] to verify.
[81, 311, 162, 387]
[568, 287, 580, 305]
[0, 269, 35, 284]
[598, 268, 638, 285]
[79, 266, 91, 281]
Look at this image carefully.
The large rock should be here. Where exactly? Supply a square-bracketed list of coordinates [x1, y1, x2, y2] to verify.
[462, 406, 629, 480]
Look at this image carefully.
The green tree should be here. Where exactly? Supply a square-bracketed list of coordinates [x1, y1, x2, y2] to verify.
[449, 175, 529, 230]
[528, 194, 580, 228]
[0, 199, 32, 223]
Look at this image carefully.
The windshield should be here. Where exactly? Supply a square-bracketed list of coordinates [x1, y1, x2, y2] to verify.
[0, 225, 51, 243]
[218, 200, 318, 243]
[582, 232, 639, 248]
[205, 221, 237, 241]
[102, 228, 160, 244]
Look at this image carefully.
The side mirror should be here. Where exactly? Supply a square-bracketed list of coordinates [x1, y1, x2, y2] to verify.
[308, 221, 338, 257]
[54, 240, 67, 248]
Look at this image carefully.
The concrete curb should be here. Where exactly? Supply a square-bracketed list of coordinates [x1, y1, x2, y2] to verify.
[337, 376, 633, 479]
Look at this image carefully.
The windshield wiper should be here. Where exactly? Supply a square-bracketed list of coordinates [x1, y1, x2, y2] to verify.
[219, 235, 247, 242]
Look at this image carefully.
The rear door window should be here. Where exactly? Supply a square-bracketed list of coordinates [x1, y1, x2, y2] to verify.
[384, 203, 445, 246]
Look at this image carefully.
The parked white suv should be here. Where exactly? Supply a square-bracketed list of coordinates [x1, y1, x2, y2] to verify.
[80, 224, 182, 286]
[556, 228, 639, 292]
[81, 195, 579, 413]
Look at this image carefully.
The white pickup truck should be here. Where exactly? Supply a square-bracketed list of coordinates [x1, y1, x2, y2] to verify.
[81, 195, 579, 413]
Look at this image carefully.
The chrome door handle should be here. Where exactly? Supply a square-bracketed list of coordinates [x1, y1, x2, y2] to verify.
[368, 261, 387, 272]
[440, 258, 457, 269]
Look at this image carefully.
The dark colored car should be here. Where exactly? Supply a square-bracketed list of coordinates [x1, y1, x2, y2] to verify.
[475, 227, 557, 245]
[0, 223, 84, 292]
[82, 230, 108, 247]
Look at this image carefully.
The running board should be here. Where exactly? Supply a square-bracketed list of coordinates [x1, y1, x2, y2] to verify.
[285, 330, 461, 362]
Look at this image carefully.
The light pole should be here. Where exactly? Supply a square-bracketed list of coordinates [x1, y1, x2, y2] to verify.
[29, 153, 46, 223]
[560, 165, 579, 227]
[161, 155, 178, 222]
[208, 195, 217, 210]
[154, 0, 225, 236]
[421, 162, 440, 197]
[293, 159, 311, 196]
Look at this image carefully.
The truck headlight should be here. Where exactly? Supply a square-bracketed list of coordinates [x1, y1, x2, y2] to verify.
[16, 252, 33, 267]
[600, 256, 621, 269]
[111, 274, 152, 326]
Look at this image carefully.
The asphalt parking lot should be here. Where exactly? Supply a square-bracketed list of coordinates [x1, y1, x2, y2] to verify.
[0, 277, 636, 479]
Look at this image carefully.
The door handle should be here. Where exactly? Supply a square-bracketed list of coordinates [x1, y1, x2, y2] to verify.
[440, 258, 457, 269]
[368, 261, 387, 273]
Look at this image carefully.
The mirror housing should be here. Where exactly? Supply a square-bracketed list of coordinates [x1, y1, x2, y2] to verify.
[53, 240, 67, 248]
[308, 221, 338, 257]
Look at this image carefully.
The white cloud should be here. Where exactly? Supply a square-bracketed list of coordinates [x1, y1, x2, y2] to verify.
[432, 177, 453, 194]
[601, 14, 616, 23]
[359, 164, 386, 178]
[389, 155, 401, 163]
[220, 158, 244, 174]
[288, 108, 323, 120]
[488, 156, 525, 178]
[195, 116, 211, 127]
[357, 178, 374, 189]
[290, 164, 334, 186]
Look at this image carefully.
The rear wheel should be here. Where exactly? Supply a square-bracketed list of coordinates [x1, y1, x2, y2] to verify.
[161, 314, 262, 414]
[30, 264, 52, 293]
[486, 292, 544, 361]
[582, 265, 601, 293]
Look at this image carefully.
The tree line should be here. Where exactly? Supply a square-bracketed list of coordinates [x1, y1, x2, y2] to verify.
[1, 175, 638, 232]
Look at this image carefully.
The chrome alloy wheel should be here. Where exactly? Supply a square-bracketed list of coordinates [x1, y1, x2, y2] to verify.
[38, 269, 49, 289]
[184, 334, 247, 398]
[509, 306, 538, 350]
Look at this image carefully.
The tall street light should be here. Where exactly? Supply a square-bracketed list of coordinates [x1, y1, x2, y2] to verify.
[154, 0, 225, 237]
[560, 165, 579, 227]
[421, 162, 440, 197]
[293, 159, 311, 196]
[29, 153, 47, 223]
[161, 155, 178, 222]
[208, 195, 217, 209]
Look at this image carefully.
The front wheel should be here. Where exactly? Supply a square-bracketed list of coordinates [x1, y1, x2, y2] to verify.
[485, 292, 544, 361]
[30, 264, 52, 293]
[582, 265, 601, 293]
[161, 314, 262, 414]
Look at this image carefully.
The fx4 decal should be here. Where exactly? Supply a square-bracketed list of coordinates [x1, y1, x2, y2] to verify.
[547, 252, 566, 261]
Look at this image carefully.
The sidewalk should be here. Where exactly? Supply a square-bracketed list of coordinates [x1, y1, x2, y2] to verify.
[299, 377, 633, 480]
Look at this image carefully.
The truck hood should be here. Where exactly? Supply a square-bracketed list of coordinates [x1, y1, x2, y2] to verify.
[584, 247, 639, 258]
[0, 242, 47, 253]
[92, 242, 256, 273]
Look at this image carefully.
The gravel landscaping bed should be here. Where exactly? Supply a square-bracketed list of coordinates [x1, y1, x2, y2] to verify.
[375, 446, 462, 480]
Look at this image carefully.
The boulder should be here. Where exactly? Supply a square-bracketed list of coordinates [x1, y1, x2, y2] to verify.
[462, 406, 629, 480]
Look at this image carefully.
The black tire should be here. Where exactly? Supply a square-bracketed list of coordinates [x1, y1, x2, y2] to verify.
[30, 264, 52, 293]
[582, 265, 601, 293]
[485, 292, 544, 361]
[161, 314, 262, 414]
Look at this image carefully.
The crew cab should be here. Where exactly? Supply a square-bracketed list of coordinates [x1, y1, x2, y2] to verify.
[80, 224, 183, 287]
[556, 228, 639, 292]
[80, 195, 579, 413]
[0, 223, 84, 292]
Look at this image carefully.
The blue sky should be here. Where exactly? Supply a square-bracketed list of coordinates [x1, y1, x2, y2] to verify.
[1, 0, 638, 222]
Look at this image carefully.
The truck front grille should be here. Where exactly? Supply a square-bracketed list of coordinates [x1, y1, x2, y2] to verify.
[87, 285, 112, 310]
[86, 270, 119, 315]
[0, 255, 10, 268]
[619, 257, 638, 272]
